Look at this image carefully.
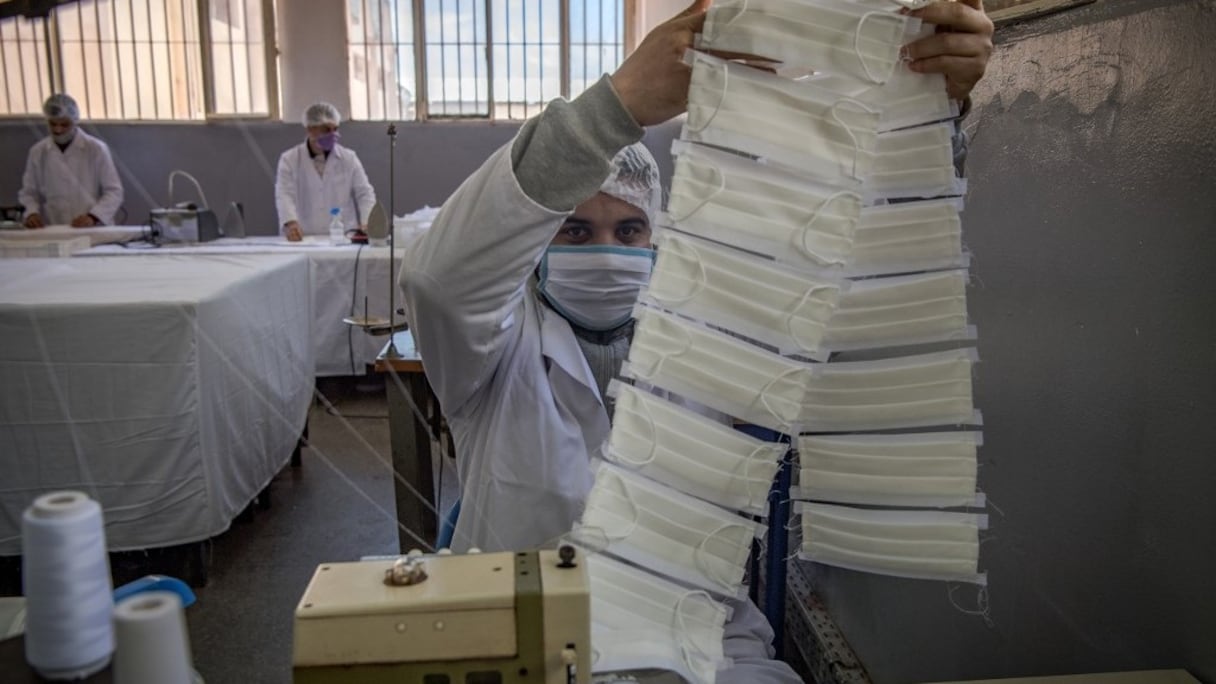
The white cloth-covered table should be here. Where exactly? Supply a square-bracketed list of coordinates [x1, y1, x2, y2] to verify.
[0, 224, 146, 246]
[80, 236, 404, 376]
[0, 254, 313, 553]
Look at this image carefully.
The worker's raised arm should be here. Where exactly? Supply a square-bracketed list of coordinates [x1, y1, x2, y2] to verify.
[399, 77, 642, 413]
[399, 2, 710, 414]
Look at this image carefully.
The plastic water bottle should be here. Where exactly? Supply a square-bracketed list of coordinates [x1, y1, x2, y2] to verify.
[327, 207, 345, 245]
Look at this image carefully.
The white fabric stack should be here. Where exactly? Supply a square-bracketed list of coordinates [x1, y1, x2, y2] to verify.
[577, 1, 987, 681]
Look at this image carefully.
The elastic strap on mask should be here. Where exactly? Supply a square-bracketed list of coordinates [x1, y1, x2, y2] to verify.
[674, 589, 725, 674]
[667, 155, 726, 223]
[795, 189, 862, 266]
[595, 469, 643, 541]
[755, 365, 807, 432]
[613, 395, 662, 469]
[692, 522, 754, 592]
[710, 0, 751, 39]
[684, 54, 730, 134]
[631, 311, 695, 381]
[854, 11, 902, 84]
[739, 443, 783, 505]
[828, 98, 881, 178]
[784, 282, 836, 355]
[650, 236, 709, 306]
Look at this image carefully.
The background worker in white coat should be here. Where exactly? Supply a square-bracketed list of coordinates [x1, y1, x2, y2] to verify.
[19, 93, 123, 229]
[275, 102, 376, 242]
[402, 0, 993, 681]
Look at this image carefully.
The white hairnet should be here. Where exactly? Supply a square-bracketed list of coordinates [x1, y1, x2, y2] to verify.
[43, 93, 80, 122]
[303, 102, 341, 128]
[600, 142, 661, 220]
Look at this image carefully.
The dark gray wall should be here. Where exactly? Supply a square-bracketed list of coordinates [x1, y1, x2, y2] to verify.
[0, 115, 680, 234]
[811, 1, 1216, 683]
[0, 119, 521, 232]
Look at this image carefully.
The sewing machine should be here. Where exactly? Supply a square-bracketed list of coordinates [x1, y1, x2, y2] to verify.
[293, 545, 590, 683]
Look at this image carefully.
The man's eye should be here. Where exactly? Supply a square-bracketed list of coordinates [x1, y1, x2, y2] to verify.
[561, 225, 589, 239]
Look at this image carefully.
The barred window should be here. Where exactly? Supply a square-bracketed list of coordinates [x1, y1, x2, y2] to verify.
[346, 0, 629, 121]
[0, 0, 278, 120]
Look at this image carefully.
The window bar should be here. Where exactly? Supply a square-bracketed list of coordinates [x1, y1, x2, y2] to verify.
[483, 0, 492, 119]
[13, 19, 30, 110]
[412, 0, 427, 120]
[107, 0, 127, 118]
[227, 0, 240, 114]
[454, 0, 463, 113]
[582, 0, 588, 87]
[39, 17, 55, 99]
[359, 0, 369, 119]
[537, 0, 542, 111]
[143, 0, 162, 119]
[521, 1, 528, 118]
[198, 0, 216, 116]
[614, 0, 621, 66]
[390, 0, 403, 119]
[90, 1, 112, 118]
[262, 0, 278, 118]
[74, 5, 95, 118]
[504, 0, 511, 118]
[378, 0, 389, 119]
[438, 0, 447, 115]
[598, 0, 604, 82]
[245, 0, 257, 114]
[623, 0, 634, 55]
[559, 0, 570, 100]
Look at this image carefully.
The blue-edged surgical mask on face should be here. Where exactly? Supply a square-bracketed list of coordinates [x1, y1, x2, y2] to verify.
[538, 246, 654, 331]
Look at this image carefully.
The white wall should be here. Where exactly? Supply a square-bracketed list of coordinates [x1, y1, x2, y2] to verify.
[277, 0, 351, 123]
[639, 0, 688, 34]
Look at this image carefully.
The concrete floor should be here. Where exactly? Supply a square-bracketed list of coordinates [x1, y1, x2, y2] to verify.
[185, 379, 459, 683]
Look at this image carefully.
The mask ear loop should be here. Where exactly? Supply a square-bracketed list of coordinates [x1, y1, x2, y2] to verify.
[794, 189, 862, 266]
[828, 98, 881, 179]
[631, 316, 694, 382]
[784, 282, 837, 355]
[741, 443, 785, 510]
[684, 56, 729, 134]
[854, 11, 901, 84]
[674, 590, 726, 675]
[667, 156, 726, 224]
[754, 365, 809, 432]
[648, 237, 708, 306]
[611, 396, 661, 469]
[586, 470, 643, 542]
[693, 522, 754, 593]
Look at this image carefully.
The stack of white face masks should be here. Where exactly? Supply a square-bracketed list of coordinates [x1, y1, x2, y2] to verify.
[579, 1, 987, 679]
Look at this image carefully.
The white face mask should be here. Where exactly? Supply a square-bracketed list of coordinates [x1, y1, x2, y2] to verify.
[587, 553, 729, 677]
[605, 380, 786, 515]
[644, 232, 846, 358]
[799, 348, 980, 431]
[848, 197, 966, 277]
[797, 431, 982, 507]
[573, 462, 764, 597]
[683, 51, 881, 182]
[812, 69, 958, 133]
[665, 141, 863, 272]
[822, 270, 974, 352]
[537, 246, 654, 331]
[797, 501, 987, 584]
[868, 122, 966, 200]
[623, 306, 813, 433]
[697, 0, 923, 85]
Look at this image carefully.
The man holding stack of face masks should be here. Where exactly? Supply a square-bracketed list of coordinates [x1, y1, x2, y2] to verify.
[401, 1, 993, 681]
[19, 93, 124, 229]
[275, 102, 376, 242]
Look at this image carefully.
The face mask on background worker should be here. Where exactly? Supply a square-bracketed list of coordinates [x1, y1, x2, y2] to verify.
[537, 144, 662, 331]
[304, 102, 342, 153]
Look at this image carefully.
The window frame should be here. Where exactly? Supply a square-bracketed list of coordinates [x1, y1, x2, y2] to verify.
[353, 0, 635, 122]
[0, 0, 279, 122]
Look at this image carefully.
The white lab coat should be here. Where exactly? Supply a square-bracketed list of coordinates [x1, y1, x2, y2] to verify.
[274, 141, 376, 236]
[401, 144, 801, 684]
[19, 129, 124, 225]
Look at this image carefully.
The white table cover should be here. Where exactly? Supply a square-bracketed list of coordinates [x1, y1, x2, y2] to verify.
[0, 224, 146, 246]
[81, 237, 404, 376]
[0, 254, 313, 553]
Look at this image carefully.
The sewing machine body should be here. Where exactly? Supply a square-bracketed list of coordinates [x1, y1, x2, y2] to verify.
[293, 549, 590, 683]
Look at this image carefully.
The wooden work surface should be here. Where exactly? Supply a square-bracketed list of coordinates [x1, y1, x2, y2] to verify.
[375, 330, 424, 373]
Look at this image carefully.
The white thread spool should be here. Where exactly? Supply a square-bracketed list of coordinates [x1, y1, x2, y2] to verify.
[113, 591, 198, 684]
[21, 491, 115, 680]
